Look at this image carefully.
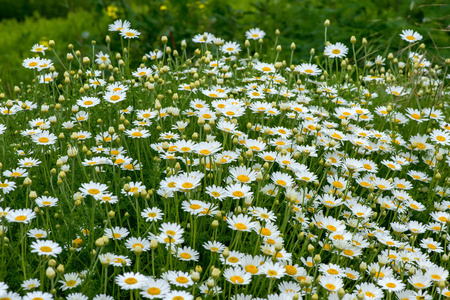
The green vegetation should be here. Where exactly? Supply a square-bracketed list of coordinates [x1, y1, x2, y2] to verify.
[0, 1, 450, 299]
[0, 0, 448, 93]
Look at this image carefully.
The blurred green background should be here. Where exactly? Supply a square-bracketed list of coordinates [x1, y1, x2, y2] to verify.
[0, 0, 449, 94]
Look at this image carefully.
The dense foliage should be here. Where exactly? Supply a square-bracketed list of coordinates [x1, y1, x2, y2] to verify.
[0, 16, 450, 300]
[0, 0, 448, 92]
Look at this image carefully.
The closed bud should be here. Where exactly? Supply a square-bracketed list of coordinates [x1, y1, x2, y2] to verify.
[95, 238, 104, 247]
[211, 220, 219, 229]
[222, 247, 230, 258]
[314, 254, 321, 263]
[48, 259, 56, 267]
[191, 271, 200, 282]
[46, 267, 56, 279]
[30, 191, 38, 199]
[24, 177, 32, 186]
[134, 245, 143, 255]
[360, 262, 367, 272]
[275, 243, 283, 252]
[212, 268, 221, 278]
[207, 278, 215, 288]
[150, 239, 158, 250]
[56, 264, 64, 274]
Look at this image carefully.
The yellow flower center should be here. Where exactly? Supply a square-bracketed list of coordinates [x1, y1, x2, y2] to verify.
[232, 191, 244, 197]
[234, 223, 247, 230]
[176, 276, 189, 284]
[40, 246, 52, 252]
[237, 175, 250, 182]
[230, 275, 244, 284]
[182, 182, 193, 189]
[125, 278, 138, 284]
[147, 287, 161, 295]
[15, 215, 27, 221]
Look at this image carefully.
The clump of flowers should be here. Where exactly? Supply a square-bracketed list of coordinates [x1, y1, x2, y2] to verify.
[0, 19, 449, 300]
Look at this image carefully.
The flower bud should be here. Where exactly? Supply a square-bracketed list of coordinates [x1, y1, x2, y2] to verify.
[56, 264, 64, 274]
[46, 267, 56, 279]
[191, 271, 200, 282]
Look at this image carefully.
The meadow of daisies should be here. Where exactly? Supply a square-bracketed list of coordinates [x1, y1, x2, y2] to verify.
[0, 18, 449, 300]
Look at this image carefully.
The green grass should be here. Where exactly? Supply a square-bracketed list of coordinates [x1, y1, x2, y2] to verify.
[1, 0, 449, 94]
[0, 10, 111, 93]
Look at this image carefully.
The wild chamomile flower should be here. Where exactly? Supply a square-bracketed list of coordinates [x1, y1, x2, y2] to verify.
[221, 41, 241, 54]
[27, 229, 48, 239]
[95, 51, 110, 65]
[3, 168, 28, 178]
[31, 43, 48, 55]
[115, 272, 147, 290]
[79, 181, 109, 199]
[30, 240, 62, 257]
[400, 29, 423, 43]
[59, 272, 82, 291]
[104, 91, 127, 104]
[164, 291, 194, 300]
[125, 128, 151, 138]
[319, 275, 344, 293]
[192, 32, 215, 44]
[296, 63, 322, 76]
[167, 270, 194, 287]
[120, 28, 141, 39]
[227, 214, 257, 232]
[109, 19, 131, 31]
[35, 196, 59, 208]
[226, 183, 253, 199]
[21, 278, 41, 291]
[324, 42, 348, 58]
[175, 246, 199, 262]
[66, 293, 89, 300]
[245, 28, 266, 40]
[224, 267, 252, 285]
[139, 278, 170, 299]
[141, 207, 163, 222]
[6, 209, 36, 224]
[77, 97, 101, 108]
[104, 227, 129, 240]
[31, 131, 57, 145]
[23, 291, 54, 300]
[22, 57, 42, 69]
[203, 241, 226, 253]
[254, 62, 276, 73]
[125, 237, 150, 252]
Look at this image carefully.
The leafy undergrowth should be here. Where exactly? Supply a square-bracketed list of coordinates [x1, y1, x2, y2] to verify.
[0, 19, 450, 300]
